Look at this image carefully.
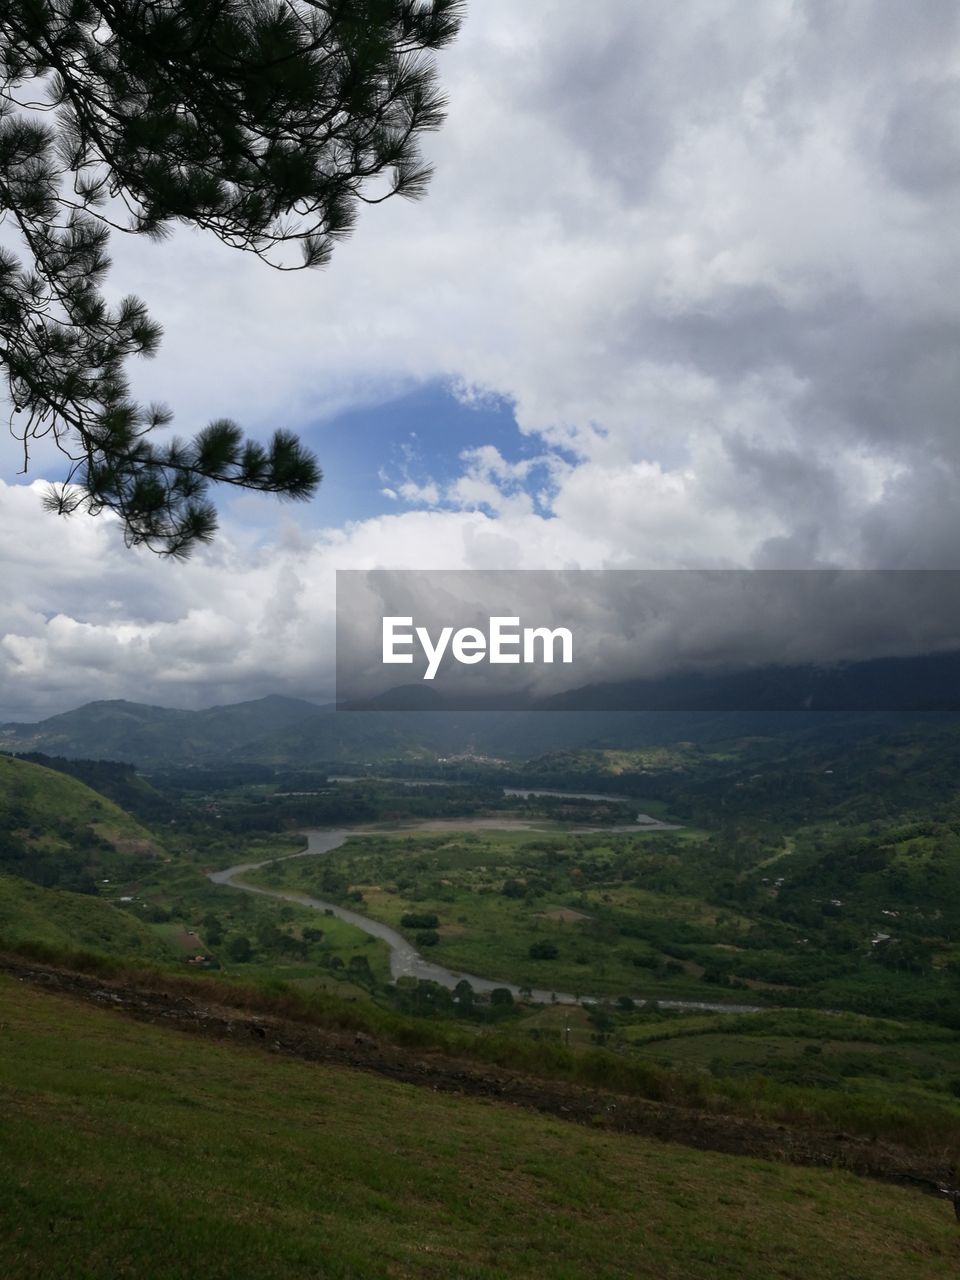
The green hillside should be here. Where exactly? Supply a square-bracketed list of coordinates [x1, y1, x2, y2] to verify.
[0, 695, 898, 768]
[0, 875, 171, 961]
[0, 974, 955, 1280]
[0, 754, 160, 892]
[1, 695, 321, 765]
[13, 753, 173, 823]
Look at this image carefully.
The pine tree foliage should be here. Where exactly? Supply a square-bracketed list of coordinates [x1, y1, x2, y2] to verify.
[0, 1, 463, 555]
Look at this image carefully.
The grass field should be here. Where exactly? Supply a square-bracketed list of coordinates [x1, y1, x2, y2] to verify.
[0, 873, 174, 961]
[0, 754, 157, 854]
[0, 754, 162, 894]
[1, 974, 958, 1279]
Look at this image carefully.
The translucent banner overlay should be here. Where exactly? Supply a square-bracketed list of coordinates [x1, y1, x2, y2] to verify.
[335, 569, 960, 712]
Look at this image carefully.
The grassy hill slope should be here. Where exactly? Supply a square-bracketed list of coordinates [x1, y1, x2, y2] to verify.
[0, 875, 171, 961]
[0, 754, 160, 891]
[0, 975, 954, 1280]
[0, 753, 153, 837]
[1, 695, 321, 765]
[14, 753, 173, 823]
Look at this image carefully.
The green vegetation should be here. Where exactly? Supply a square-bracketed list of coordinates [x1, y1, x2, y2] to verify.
[0, 754, 160, 892]
[0, 753, 395, 986]
[238, 826, 795, 1003]
[119, 850, 393, 989]
[1, 974, 956, 1280]
[0, 874, 172, 961]
[238, 813, 960, 1149]
[7, 723, 960, 1200]
[0, 753, 161, 949]
[595, 1004, 960, 1153]
[0, 754, 152, 842]
[6, 934, 960, 1160]
[238, 789, 960, 1026]
[1, 697, 323, 767]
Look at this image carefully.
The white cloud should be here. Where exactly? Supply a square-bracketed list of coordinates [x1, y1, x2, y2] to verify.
[3, 2, 960, 716]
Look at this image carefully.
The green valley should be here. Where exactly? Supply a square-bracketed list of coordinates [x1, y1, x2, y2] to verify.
[4, 715, 960, 1278]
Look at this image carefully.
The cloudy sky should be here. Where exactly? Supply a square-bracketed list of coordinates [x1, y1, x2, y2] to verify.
[2, 1, 959, 720]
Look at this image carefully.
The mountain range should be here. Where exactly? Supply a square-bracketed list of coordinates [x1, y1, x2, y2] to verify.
[3, 688, 957, 773]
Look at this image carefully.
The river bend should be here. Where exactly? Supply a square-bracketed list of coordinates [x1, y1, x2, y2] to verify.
[209, 824, 761, 1014]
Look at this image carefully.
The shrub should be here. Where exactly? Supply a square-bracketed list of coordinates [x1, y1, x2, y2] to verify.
[226, 935, 252, 963]
[528, 941, 559, 960]
[401, 912, 439, 929]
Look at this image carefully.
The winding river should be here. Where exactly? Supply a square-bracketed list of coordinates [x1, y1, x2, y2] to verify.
[208, 821, 762, 1014]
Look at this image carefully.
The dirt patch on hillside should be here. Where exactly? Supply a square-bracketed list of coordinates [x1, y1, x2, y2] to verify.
[2, 952, 957, 1205]
[392, 819, 546, 832]
[537, 908, 592, 924]
[91, 823, 160, 858]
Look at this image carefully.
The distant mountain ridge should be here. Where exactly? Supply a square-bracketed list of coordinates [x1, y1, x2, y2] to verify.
[1, 694, 951, 769]
[1, 694, 322, 766]
[5, 651, 960, 767]
[0, 693, 816, 767]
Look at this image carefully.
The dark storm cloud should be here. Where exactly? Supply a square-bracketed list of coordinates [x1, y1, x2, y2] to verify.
[621, 286, 960, 460]
[336, 568, 960, 709]
[881, 77, 960, 197]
